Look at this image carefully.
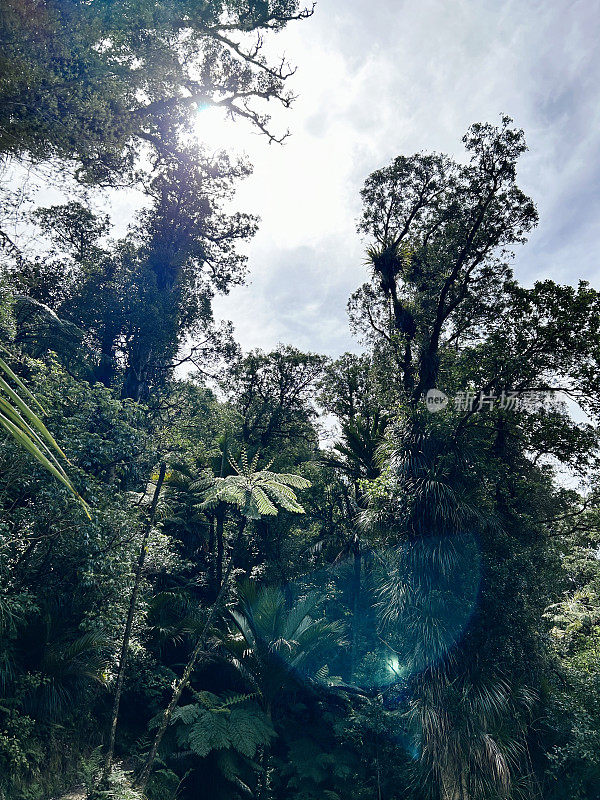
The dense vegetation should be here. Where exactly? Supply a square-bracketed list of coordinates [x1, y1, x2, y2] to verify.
[1, 3, 600, 799]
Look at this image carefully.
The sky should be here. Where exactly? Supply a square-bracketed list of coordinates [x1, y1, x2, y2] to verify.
[11, 0, 598, 359]
[195, 0, 600, 358]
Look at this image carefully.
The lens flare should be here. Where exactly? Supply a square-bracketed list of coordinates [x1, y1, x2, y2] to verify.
[194, 103, 248, 153]
[285, 531, 481, 693]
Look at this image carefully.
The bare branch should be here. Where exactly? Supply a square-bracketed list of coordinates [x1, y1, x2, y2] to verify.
[212, 31, 297, 82]
[204, 4, 316, 33]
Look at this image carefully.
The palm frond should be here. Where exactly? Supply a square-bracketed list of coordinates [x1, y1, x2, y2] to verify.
[0, 346, 89, 516]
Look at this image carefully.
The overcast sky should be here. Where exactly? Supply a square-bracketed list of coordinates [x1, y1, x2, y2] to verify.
[24, 0, 596, 359]
[187, 0, 599, 358]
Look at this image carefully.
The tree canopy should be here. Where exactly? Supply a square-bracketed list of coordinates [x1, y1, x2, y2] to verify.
[0, 0, 313, 180]
[1, 8, 599, 800]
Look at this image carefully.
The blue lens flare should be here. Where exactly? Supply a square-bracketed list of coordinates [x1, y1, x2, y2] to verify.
[286, 530, 481, 693]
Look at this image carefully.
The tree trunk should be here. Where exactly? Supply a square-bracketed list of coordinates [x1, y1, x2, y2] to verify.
[257, 702, 273, 800]
[375, 730, 383, 800]
[350, 535, 361, 681]
[215, 506, 225, 592]
[135, 517, 247, 791]
[257, 744, 269, 798]
[208, 514, 215, 582]
[94, 325, 117, 388]
[214, 438, 228, 594]
[103, 461, 166, 779]
[121, 341, 153, 401]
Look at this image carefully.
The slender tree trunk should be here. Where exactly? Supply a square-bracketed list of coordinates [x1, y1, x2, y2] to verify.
[103, 462, 166, 779]
[372, 696, 384, 800]
[375, 752, 383, 800]
[215, 506, 224, 591]
[214, 438, 228, 594]
[257, 746, 268, 800]
[208, 515, 215, 584]
[257, 702, 273, 800]
[350, 534, 361, 681]
[135, 517, 247, 791]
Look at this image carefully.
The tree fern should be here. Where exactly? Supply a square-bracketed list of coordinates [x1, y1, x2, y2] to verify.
[220, 582, 345, 713]
[136, 452, 312, 789]
[198, 449, 311, 520]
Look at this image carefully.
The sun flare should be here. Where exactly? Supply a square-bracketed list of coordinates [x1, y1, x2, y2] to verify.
[194, 104, 251, 154]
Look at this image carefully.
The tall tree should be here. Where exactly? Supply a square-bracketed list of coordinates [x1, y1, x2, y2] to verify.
[223, 345, 325, 457]
[353, 118, 600, 798]
[351, 115, 538, 400]
[14, 145, 256, 398]
[0, 0, 314, 182]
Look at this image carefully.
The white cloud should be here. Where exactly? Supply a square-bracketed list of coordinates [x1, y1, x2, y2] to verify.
[14, 1, 598, 356]
[214, 0, 600, 354]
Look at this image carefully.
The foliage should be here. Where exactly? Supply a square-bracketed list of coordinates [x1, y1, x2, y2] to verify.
[200, 448, 311, 520]
[0, 328, 86, 510]
[0, 26, 598, 798]
[0, 0, 313, 180]
[171, 690, 275, 759]
[222, 344, 325, 463]
[218, 582, 345, 712]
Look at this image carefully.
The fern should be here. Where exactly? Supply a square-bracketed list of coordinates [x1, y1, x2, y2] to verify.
[229, 707, 275, 758]
[188, 710, 229, 757]
[198, 449, 311, 521]
[170, 704, 202, 725]
[172, 692, 275, 762]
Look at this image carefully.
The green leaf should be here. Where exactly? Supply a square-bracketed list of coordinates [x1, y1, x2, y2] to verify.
[0, 353, 89, 516]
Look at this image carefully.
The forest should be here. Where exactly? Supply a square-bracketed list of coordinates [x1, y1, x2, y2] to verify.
[1, 1, 600, 799]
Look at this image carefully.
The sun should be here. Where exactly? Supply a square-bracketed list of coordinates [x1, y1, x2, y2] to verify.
[193, 103, 251, 154]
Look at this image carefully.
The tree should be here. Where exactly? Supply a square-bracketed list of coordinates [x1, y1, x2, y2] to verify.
[350, 118, 600, 799]
[223, 345, 325, 457]
[542, 487, 600, 798]
[218, 581, 344, 798]
[0, 356, 156, 796]
[103, 462, 166, 778]
[351, 115, 538, 400]
[135, 451, 311, 789]
[15, 145, 256, 399]
[222, 581, 343, 711]
[0, 0, 314, 182]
